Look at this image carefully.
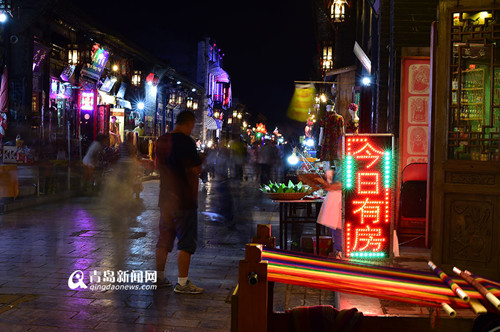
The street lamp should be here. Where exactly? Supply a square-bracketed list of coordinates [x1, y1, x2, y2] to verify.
[0, 1, 12, 24]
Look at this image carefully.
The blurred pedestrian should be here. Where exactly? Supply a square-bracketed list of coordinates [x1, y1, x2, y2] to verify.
[102, 131, 141, 202]
[203, 142, 218, 181]
[82, 134, 106, 192]
[259, 139, 279, 185]
[229, 137, 247, 181]
[248, 141, 260, 183]
[155, 110, 204, 294]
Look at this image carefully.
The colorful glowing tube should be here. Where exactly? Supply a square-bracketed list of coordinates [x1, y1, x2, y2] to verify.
[428, 261, 469, 302]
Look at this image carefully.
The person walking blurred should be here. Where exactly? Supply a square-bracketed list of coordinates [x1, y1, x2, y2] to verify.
[82, 134, 106, 192]
[229, 137, 247, 181]
[155, 111, 204, 294]
[259, 139, 279, 185]
[248, 141, 260, 183]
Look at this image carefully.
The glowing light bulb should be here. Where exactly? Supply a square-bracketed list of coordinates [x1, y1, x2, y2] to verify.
[288, 154, 299, 165]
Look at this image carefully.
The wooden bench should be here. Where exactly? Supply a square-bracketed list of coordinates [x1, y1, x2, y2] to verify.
[231, 225, 475, 332]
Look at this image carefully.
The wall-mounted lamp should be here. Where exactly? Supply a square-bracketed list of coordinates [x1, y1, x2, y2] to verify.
[331, 0, 348, 23]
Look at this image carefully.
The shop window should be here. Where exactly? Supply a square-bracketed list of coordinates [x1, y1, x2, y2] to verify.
[448, 10, 500, 161]
[169, 93, 176, 105]
[68, 48, 79, 65]
[132, 70, 142, 86]
[322, 45, 333, 71]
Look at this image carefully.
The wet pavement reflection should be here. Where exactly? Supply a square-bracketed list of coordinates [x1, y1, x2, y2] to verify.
[0, 177, 280, 331]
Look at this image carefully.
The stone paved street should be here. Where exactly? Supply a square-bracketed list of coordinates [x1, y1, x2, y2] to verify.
[0, 178, 335, 331]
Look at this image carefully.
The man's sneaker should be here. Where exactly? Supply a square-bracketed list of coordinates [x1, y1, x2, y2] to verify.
[155, 278, 172, 289]
[174, 280, 204, 294]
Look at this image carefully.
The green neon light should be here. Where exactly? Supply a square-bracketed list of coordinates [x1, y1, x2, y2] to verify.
[345, 155, 354, 189]
[384, 151, 391, 189]
[351, 252, 386, 258]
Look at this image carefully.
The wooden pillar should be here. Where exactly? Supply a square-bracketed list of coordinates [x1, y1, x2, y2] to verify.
[252, 224, 276, 248]
[238, 244, 269, 332]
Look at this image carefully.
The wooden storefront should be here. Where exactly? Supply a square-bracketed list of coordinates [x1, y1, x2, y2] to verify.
[431, 0, 500, 279]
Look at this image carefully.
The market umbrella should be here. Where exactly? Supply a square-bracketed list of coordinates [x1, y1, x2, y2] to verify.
[0, 65, 8, 138]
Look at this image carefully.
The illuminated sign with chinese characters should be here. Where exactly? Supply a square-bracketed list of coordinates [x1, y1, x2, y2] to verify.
[344, 134, 394, 259]
[80, 91, 95, 112]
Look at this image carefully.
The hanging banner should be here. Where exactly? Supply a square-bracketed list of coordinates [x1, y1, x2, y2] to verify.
[287, 84, 315, 122]
[60, 64, 76, 82]
[343, 134, 395, 260]
[33, 42, 50, 73]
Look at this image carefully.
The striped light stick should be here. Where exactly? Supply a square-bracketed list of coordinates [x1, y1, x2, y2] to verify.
[428, 261, 469, 302]
[454, 267, 500, 311]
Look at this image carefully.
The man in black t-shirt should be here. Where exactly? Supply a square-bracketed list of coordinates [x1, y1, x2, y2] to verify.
[155, 111, 203, 294]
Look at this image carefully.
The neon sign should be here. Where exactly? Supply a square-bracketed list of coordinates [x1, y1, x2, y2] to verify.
[80, 91, 95, 112]
[344, 134, 394, 259]
[81, 44, 109, 81]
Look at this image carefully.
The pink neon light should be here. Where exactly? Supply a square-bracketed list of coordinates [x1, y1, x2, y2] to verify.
[81, 91, 94, 111]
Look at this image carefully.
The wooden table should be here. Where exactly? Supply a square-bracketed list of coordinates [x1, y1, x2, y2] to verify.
[273, 199, 324, 253]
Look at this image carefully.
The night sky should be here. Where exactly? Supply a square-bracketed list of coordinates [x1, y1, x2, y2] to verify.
[67, 0, 318, 138]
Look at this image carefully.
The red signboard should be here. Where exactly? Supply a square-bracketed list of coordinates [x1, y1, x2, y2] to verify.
[344, 134, 394, 259]
[400, 57, 430, 169]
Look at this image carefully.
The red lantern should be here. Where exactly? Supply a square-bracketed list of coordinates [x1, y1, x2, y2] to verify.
[146, 73, 159, 86]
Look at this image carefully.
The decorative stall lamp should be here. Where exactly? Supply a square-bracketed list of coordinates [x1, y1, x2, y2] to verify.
[331, 0, 348, 23]
[287, 148, 299, 165]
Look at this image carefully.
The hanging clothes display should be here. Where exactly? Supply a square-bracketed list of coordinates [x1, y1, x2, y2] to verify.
[319, 111, 344, 162]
